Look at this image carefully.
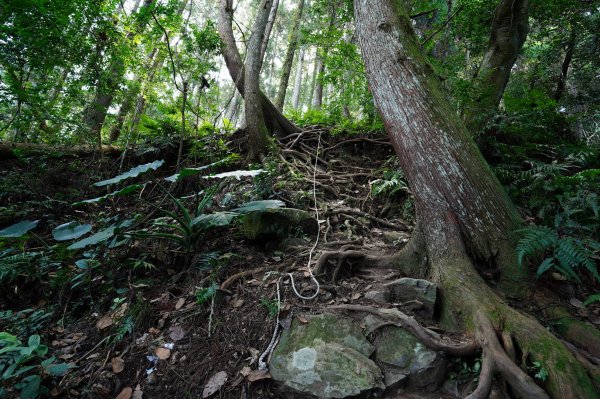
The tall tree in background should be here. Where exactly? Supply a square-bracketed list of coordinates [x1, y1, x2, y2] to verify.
[83, 0, 156, 147]
[244, 0, 272, 161]
[274, 0, 306, 110]
[260, 0, 280, 63]
[218, 0, 300, 138]
[291, 47, 305, 109]
[353, 0, 597, 398]
[463, 0, 529, 134]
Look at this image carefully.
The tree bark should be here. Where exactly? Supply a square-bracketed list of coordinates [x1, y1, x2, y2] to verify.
[353, 1, 598, 398]
[554, 27, 577, 101]
[218, 0, 300, 137]
[274, 0, 306, 110]
[244, 0, 272, 162]
[312, 51, 325, 109]
[260, 0, 280, 64]
[463, 0, 529, 134]
[292, 47, 305, 109]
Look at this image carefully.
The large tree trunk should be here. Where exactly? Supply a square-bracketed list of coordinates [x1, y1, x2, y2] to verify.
[463, 0, 529, 134]
[274, 0, 306, 110]
[218, 0, 300, 137]
[244, 0, 272, 162]
[353, 1, 599, 398]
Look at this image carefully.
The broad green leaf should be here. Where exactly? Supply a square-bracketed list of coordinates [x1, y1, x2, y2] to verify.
[164, 159, 227, 182]
[75, 184, 142, 204]
[45, 363, 70, 376]
[67, 226, 116, 250]
[27, 335, 40, 349]
[0, 220, 39, 238]
[52, 222, 92, 241]
[67, 219, 134, 250]
[19, 375, 41, 399]
[205, 169, 264, 180]
[94, 160, 164, 187]
[232, 200, 285, 214]
[191, 212, 237, 228]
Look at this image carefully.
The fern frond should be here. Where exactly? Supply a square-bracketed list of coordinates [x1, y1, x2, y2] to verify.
[516, 226, 557, 266]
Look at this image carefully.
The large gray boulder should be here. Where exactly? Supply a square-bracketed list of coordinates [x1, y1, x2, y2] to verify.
[270, 313, 384, 398]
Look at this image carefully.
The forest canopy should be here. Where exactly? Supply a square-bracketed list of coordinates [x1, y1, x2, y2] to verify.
[0, 0, 599, 398]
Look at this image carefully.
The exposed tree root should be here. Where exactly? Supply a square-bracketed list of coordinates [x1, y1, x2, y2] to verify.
[328, 304, 478, 356]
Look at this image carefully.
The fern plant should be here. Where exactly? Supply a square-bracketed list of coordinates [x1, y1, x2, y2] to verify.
[517, 223, 600, 282]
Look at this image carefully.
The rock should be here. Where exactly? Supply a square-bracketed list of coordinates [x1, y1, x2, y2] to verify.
[270, 313, 384, 398]
[374, 326, 446, 391]
[385, 278, 437, 318]
[240, 208, 318, 242]
[364, 290, 391, 304]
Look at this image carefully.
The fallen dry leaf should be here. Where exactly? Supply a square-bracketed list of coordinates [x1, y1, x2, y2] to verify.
[96, 315, 113, 330]
[297, 315, 309, 324]
[168, 326, 186, 342]
[111, 357, 125, 373]
[115, 387, 132, 399]
[231, 299, 244, 308]
[155, 348, 171, 360]
[239, 367, 271, 382]
[132, 385, 143, 399]
[202, 371, 228, 398]
[175, 298, 185, 310]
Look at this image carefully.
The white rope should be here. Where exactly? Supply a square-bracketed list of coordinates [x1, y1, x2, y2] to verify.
[258, 278, 281, 371]
[287, 131, 322, 300]
[257, 131, 324, 371]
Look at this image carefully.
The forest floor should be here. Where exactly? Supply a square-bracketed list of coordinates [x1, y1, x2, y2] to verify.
[1, 129, 598, 399]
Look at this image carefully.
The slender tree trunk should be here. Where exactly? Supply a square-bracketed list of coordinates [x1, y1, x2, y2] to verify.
[218, 0, 300, 137]
[354, 1, 598, 398]
[244, 0, 272, 162]
[260, 0, 280, 64]
[292, 47, 305, 109]
[307, 49, 318, 108]
[83, 0, 155, 146]
[554, 28, 577, 101]
[312, 51, 324, 109]
[274, 0, 306, 110]
[463, 0, 529, 134]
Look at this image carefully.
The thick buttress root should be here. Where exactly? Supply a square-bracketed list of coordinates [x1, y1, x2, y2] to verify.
[332, 304, 548, 399]
[314, 238, 599, 397]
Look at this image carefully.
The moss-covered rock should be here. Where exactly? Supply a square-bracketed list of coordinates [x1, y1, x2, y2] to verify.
[270, 313, 384, 398]
[240, 208, 318, 242]
[374, 326, 446, 390]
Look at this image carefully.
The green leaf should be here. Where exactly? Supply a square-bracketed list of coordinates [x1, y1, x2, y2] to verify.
[52, 222, 92, 241]
[191, 212, 237, 228]
[536, 258, 555, 278]
[206, 170, 264, 180]
[44, 363, 70, 376]
[27, 335, 40, 349]
[19, 375, 41, 399]
[164, 159, 227, 182]
[0, 220, 39, 238]
[583, 294, 600, 307]
[232, 200, 285, 214]
[75, 184, 142, 204]
[93, 160, 164, 187]
[67, 226, 116, 250]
